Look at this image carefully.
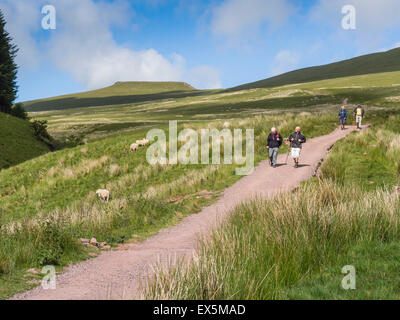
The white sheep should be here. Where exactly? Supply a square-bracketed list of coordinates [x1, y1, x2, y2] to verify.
[96, 189, 110, 202]
[130, 143, 139, 151]
[223, 121, 230, 128]
[136, 138, 150, 146]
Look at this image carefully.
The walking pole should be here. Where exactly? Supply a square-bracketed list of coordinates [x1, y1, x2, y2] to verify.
[284, 138, 290, 164]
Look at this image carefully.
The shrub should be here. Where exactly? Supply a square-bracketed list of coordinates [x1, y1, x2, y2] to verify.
[10, 103, 29, 120]
[31, 120, 51, 140]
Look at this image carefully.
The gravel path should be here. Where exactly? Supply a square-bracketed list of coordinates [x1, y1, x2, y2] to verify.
[12, 126, 356, 300]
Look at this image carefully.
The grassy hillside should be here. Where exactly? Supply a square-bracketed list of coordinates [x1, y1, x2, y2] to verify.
[0, 113, 50, 170]
[0, 112, 340, 299]
[28, 71, 400, 142]
[2, 51, 400, 298]
[233, 47, 400, 90]
[24, 81, 200, 112]
[146, 112, 400, 300]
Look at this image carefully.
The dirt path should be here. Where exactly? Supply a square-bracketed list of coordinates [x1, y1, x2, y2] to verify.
[12, 126, 356, 300]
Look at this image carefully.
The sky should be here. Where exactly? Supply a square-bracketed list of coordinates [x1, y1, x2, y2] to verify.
[0, 0, 399, 102]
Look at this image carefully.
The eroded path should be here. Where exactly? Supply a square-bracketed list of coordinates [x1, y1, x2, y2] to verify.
[13, 126, 356, 300]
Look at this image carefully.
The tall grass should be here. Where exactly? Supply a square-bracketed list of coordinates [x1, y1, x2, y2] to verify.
[0, 112, 338, 298]
[145, 120, 400, 300]
[145, 179, 400, 299]
[321, 127, 400, 189]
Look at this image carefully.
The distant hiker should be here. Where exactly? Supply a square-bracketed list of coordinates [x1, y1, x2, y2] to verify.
[338, 106, 348, 130]
[353, 104, 365, 129]
[266, 127, 282, 168]
[289, 127, 306, 168]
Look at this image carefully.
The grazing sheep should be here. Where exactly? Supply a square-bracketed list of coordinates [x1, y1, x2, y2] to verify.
[223, 121, 230, 128]
[96, 189, 110, 202]
[130, 143, 139, 151]
[136, 138, 150, 146]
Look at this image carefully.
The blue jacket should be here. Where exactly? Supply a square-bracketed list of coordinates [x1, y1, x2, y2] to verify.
[338, 109, 348, 119]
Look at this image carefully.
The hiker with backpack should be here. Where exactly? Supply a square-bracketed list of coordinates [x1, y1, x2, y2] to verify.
[353, 104, 365, 130]
[266, 127, 283, 168]
[289, 127, 306, 168]
[338, 106, 348, 130]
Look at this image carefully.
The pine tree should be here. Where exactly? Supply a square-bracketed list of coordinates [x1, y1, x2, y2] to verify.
[0, 10, 18, 114]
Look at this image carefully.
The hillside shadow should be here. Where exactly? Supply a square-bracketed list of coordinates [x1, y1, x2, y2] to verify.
[25, 90, 221, 112]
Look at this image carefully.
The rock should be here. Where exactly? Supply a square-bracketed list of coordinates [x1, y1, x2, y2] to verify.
[26, 268, 40, 274]
[88, 252, 97, 257]
[101, 245, 111, 250]
[99, 242, 107, 248]
[89, 238, 98, 245]
[79, 238, 89, 244]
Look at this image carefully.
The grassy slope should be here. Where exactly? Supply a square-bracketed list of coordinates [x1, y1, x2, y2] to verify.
[23, 81, 202, 112]
[282, 113, 400, 299]
[0, 113, 50, 170]
[0, 112, 338, 299]
[2, 50, 400, 298]
[28, 71, 400, 143]
[233, 47, 400, 90]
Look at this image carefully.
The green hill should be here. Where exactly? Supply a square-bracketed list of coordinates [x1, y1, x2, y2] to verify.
[233, 47, 400, 90]
[0, 113, 50, 170]
[24, 81, 198, 112]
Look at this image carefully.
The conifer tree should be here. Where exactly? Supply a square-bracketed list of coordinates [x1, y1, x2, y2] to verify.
[0, 10, 18, 114]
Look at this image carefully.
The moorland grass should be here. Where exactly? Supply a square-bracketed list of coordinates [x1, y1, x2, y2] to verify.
[0, 113, 50, 170]
[145, 119, 400, 300]
[28, 71, 400, 142]
[0, 112, 337, 299]
[145, 179, 400, 299]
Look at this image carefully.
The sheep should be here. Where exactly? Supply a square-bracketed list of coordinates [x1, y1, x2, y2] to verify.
[136, 138, 150, 147]
[96, 189, 110, 202]
[223, 121, 230, 128]
[130, 143, 139, 151]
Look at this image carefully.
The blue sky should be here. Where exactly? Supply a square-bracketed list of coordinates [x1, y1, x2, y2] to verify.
[0, 0, 399, 102]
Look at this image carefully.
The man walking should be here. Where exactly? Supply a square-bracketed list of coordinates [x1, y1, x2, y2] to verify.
[353, 104, 365, 130]
[338, 106, 348, 130]
[266, 127, 282, 168]
[289, 126, 306, 168]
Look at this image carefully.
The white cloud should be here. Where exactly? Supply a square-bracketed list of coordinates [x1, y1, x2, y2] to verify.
[0, 0, 221, 90]
[210, 0, 295, 39]
[0, 0, 43, 68]
[184, 65, 222, 89]
[270, 50, 299, 76]
[311, 0, 400, 47]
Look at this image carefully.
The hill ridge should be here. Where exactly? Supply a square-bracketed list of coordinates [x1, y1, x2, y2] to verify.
[232, 47, 400, 90]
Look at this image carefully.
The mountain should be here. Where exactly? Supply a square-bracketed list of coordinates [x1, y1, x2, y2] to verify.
[24, 81, 197, 112]
[232, 47, 400, 90]
[0, 113, 50, 169]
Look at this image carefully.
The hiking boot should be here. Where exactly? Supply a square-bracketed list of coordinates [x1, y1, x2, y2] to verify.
[295, 162, 299, 168]
[273, 164, 276, 168]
